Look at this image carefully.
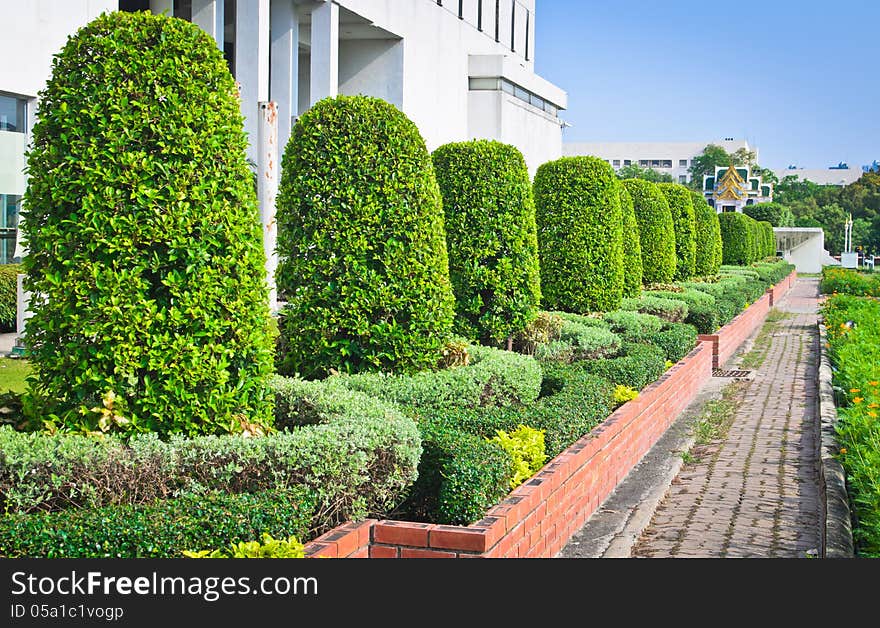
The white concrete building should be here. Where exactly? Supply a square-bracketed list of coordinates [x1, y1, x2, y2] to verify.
[0, 0, 567, 310]
[772, 167, 863, 187]
[563, 138, 754, 185]
[775, 227, 839, 274]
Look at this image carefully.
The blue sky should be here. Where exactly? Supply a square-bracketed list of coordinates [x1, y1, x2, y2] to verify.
[534, 0, 880, 170]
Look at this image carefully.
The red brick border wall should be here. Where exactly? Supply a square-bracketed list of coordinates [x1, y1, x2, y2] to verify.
[302, 271, 798, 559]
[698, 270, 797, 369]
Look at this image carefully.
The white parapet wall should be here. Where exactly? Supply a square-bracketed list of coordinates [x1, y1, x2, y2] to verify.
[775, 227, 840, 274]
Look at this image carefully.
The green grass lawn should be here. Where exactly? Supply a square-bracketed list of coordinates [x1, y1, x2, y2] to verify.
[0, 358, 30, 393]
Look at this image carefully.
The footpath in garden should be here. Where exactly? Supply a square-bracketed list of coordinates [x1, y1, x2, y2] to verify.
[563, 277, 822, 558]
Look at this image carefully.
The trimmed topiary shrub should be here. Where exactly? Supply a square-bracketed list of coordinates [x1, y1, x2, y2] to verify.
[581, 342, 667, 390]
[619, 295, 689, 323]
[743, 202, 794, 227]
[534, 156, 624, 313]
[21, 11, 273, 436]
[619, 183, 643, 297]
[758, 220, 776, 258]
[691, 192, 721, 277]
[432, 140, 541, 346]
[645, 289, 718, 334]
[621, 179, 676, 284]
[719, 212, 757, 265]
[657, 183, 697, 280]
[534, 321, 620, 363]
[0, 264, 19, 332]
[275, 94, 455, 379]
[653, 323, 698, 363]
[602, 310, 664, 342]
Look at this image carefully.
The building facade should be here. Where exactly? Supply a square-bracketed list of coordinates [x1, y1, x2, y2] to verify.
[562, 138, 754, 184]
[0, 0, 567, 285]
[772, 166, 863, 187]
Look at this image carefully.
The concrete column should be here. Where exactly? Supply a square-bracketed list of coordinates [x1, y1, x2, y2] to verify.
[310, 1, 338, 106]
[192, 0, 225, 49]
[236, 0, 271, 164]
[149, 0, 173, 16]
[270, 0, 298, 155]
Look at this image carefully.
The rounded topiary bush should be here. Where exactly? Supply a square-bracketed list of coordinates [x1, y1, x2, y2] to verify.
[275, 95, 455, 378]
[619, 183, 643, 297]
[657, 183, 696, 280]
[432, 140, 541, 346]
[691, 191, 722, 276]
[21, 11, 274, 436]
[719, 212, 757, 265]
[533, 156, 623, 313]
[621, 179, 676, 284]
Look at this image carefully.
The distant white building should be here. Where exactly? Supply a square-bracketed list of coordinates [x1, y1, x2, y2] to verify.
[0, 0, 567, 274]
[563, 138, 755, 185]
[772, 167, 863, 187]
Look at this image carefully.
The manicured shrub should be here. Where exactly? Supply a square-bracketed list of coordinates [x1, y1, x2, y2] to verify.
[619, 183, 643, 297]
[1, 377, 421, 530]
[613, 384, 639, 405]
[691, 192, 722, 276]
[758, 220, 777, 258]
[534, 156, 624, 313]
[513, 311, 564, 355]
[489, 424, 547, 488]
[619, 295, 689, 323]
[0, 488, 317, 558]
[21, 11, 274, 436]
[753, 260, 795, 285]
[404, 422, 513, 526]
[534, 318, 620, 363]
[743, 202, 794, 227]
[432, 140, 541, 345]
[582, 342, 667, 390]
[0, 264, 19, 332]
[646, 289, 718, 334]
[275, 94, 455, 378]
[657, 183, 697, 280]
[335, 345, 541, 410]
[719, 212, 757, 265]
[621, 179, 677, 284]
[653, 323, 699, 363]
[185, 533, 306, 559]
[602, 310, 665, 342]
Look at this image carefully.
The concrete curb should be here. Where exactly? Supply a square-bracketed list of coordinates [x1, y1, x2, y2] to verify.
[816, 322, 855, 558]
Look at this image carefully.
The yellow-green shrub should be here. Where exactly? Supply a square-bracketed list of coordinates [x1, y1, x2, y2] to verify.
[488, 424, 547, 488]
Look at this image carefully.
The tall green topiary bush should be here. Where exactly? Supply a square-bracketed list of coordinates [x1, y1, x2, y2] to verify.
[718, 212, 756, 265]
[691, 192, 721, 276]
[619, 183, 643, 297]
[759, 220, 776, 258]
[275, 95, 455, 378]
[657, 183, 696, 280]
[743, 202, 794, 227]
[621, 179, 676, 284]
[432, 140, 541, 346]
[533, 156, 623, 313]
[21, 11, 274, 436]
[0, 264, 19, 332]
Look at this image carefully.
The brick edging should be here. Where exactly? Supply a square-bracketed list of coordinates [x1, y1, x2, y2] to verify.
[816, 322, 855, 558]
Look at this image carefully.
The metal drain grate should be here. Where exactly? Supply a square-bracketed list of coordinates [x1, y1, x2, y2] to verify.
[712, 369, 754, 379]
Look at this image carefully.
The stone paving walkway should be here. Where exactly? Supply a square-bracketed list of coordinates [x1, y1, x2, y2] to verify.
[630, 278, 822, 558]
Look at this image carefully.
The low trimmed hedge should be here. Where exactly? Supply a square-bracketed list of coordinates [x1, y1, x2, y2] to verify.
[619, 295, 689, 323]
[581, 342, 667, 390]
[0, 487, 317, 558]
[601, 310, 665, 342]
[653, 323, 699, 363]
[535, 317, 620, 363]
[335, 345, 542, 409]
[0, 378, 421, 533]
[646, 289, 718, 334]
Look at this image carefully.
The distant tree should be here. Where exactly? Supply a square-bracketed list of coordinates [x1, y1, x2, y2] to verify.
[743, 202, 794, 227]
[617, 163, 674, 183]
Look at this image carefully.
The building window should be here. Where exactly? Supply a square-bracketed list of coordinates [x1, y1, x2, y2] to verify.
[679, 175, 687, 184]
[639, 160, 649, 167]
[469, 77, 561, 116]
[723, 206, 736, 212]
[0, 93, 27, 264]
[661, 160, 672, 168]
[679, 159, 688, 167]
[623, 160, 631, 166]
[0, 93, 26, 133]
[613, 159, 620, 167]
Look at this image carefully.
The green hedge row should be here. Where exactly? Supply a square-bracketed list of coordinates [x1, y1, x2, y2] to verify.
[691, 192, 722, 276]
[621, 179, 676, 284]
[657, 183, 696, 280]
[619, 184, 643, 297]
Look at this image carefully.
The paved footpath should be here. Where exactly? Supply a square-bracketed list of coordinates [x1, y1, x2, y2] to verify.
[629, 277, 822, 558]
